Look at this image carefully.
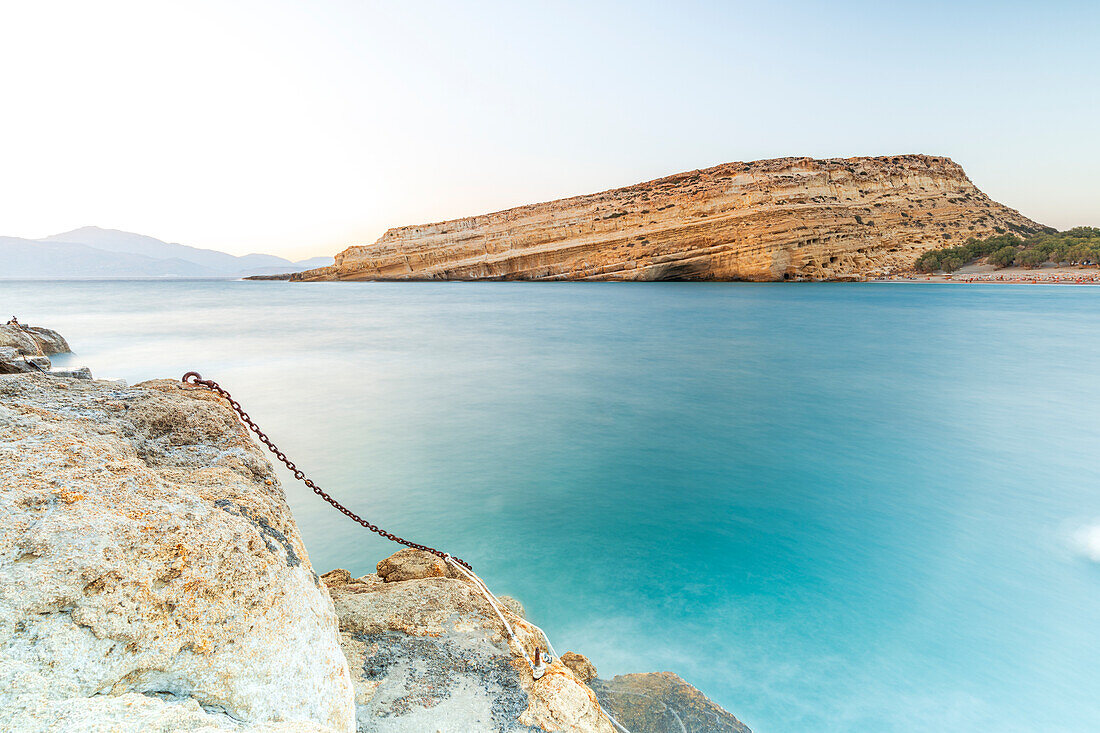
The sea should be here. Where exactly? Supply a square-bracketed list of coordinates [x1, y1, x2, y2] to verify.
[3, 279, 1098, 733]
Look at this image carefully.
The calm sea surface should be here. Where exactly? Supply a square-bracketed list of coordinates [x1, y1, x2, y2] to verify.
[3, 279, 1099, 732]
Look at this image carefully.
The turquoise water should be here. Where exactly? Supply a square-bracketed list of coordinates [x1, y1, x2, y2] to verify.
[3, 280, 1099, 732]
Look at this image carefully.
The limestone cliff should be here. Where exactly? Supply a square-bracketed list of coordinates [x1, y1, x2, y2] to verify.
[289, 154, 1045, 282]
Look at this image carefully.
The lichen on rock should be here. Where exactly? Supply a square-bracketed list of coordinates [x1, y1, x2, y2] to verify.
[375, 546, 462, 582]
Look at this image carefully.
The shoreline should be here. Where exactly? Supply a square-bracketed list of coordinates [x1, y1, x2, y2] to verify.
[8, 269, 1100, 286]
[872, 265, 1100, 285]
[1, 332, 751, 733]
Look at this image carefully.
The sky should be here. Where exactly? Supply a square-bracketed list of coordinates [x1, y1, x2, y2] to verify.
[0, 1, 1096, 259]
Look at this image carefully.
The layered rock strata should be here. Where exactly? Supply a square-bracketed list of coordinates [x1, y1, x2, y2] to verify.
[289, 154, 1044, 282]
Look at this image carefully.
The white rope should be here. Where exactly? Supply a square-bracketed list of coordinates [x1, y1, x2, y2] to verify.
[444, 555, 538, 672]
[443, 555, 632, 733]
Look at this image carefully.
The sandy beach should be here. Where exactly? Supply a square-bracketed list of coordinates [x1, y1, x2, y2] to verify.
[877, 264, 1100, 284]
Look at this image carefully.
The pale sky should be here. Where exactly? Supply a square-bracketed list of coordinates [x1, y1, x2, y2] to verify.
[1, 0, 1096, 259]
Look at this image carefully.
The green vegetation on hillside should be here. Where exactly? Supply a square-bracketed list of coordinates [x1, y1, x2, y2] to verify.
[915, 227, 1100, 273]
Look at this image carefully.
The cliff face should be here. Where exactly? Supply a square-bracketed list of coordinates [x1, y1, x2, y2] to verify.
[293, 154, 1044, 282]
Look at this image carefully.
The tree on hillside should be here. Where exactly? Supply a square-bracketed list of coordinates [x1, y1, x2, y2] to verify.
[1017, 249, 1047, 267]
[913, 228, 1100, 272]
[988, 246, 1018, 268]
[1068, 244, 1094, 264]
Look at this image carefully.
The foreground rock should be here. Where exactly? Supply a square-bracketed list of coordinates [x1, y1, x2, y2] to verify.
[324, 551, 617, 732]
[1, 368, 751, 732]
[0, 375, 355, 731]
[591, 672, 751, 733]
[286, 154, 1044, 282]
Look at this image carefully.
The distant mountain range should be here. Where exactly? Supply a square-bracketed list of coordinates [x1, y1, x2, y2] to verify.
[0, 226, 331, 278]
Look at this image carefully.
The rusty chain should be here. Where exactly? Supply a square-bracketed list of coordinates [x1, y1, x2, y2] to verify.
[181, 371, 472, 570]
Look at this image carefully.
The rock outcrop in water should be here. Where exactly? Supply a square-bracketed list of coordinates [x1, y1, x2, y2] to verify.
[0, 322, 91, 378]
[591, 673, 751, 733]
[1, 351, 750, 731]
[286, 154, 1044, 282]
[0, 322, 70, 358]
[323, 555, 617, 732]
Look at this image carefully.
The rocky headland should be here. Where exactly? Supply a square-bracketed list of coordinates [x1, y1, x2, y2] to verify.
[281, 154, 1044, 282]
[0, 330, 750, 732]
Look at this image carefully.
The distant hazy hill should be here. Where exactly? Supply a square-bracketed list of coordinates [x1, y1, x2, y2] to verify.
[286, 256, 334, 270]
[0, 236, 215, 277]
[1, 227, 331, 278]
[243, 256, 334, 277]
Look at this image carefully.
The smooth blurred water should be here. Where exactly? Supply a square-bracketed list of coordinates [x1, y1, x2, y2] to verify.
[3, 279, 1099, 732]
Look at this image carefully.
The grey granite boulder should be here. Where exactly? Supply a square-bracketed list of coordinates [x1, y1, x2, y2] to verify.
[0, 325, 89, 379]
[0, 353, 49, 375]
[0, 325, 41, 355]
